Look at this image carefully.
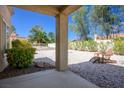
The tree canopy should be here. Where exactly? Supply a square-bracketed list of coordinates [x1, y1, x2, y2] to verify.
[70, 5, 124, 40]
[28, 25, 49, 44]
[48, 32, 55, 43]
[69, 6, 90, 40]
[91, 5, 124, 38]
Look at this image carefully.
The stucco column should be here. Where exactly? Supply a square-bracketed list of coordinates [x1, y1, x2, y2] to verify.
[56, 13, 68, 71]
[0, 17, 4, 66]
[0, 17, 2, 62]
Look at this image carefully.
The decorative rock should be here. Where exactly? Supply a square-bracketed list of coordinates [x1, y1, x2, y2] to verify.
[34, 57, 55, 68]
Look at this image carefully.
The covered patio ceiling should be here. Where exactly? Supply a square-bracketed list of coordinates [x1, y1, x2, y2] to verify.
[13, 5, 81, 16]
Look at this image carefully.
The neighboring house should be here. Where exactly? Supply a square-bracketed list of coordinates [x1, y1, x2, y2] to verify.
[17, 36, 28, 41]
[9, 31, 17, 48]
[10, 31, 17, 40]
[95, 33, 124, 40]
[0, 6, 13, 72]
[9, 31, 28, 41]
[110, 33, 124, 38]
[9, 32, 29, 47]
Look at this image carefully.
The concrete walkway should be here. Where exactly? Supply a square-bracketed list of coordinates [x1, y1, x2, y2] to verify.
[0, 70, 98, 88]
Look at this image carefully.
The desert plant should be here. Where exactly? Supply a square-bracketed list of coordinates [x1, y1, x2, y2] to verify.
[98, 42, 108, 53]
[78, 41, 84, 51]
[86, 40, 98, 52]
[69, 40, 97, 52]
[113, 39, 124, 55]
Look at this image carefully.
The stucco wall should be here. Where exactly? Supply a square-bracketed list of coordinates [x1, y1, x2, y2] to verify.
[0, 6, 12, 27]
[0, 6, 12, 72]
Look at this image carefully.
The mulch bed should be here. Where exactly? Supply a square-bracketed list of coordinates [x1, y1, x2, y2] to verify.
[0, 63, 55, 80]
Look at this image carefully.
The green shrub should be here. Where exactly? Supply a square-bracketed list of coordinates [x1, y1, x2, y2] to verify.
[79, 41, 86, 51]
[69, 40, 97, 52]
[12, 39, 32, 48]
[68, 42, 74, 50]
[6, 48, 36, 68]
[113, 37, 124, 41]
[113, 39, 124, 55]
[69, 41, 79, 50]
[98, 42, 108, 52]
[69, 39, 124, 55]
[86, 40, 98, 52]
[72, 41, 78, 50]
[78, 41, 86, 51]
[75, 41, 81, 50]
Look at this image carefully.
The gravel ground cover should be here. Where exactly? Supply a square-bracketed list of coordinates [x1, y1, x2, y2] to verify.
[69, 62, 124, 88]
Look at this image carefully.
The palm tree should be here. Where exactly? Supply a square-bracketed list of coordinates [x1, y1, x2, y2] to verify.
[29, 25, 49, 44]
[48, 32, 55, 43]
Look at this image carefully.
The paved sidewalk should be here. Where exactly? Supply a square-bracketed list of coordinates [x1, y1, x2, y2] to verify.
[0, 70, 98, 88]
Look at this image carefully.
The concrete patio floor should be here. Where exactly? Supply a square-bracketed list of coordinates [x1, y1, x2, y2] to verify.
[0, 70, 98, 88]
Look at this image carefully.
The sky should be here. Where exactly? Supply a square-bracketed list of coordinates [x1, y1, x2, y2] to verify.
[11, 6, 124, 41]
[11, 7, 77, 41]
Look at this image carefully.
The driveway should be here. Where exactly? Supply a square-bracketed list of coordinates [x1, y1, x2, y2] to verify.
[34, 48, 124, 66]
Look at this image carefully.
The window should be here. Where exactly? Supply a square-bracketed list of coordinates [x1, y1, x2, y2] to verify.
[0, 17, 8, 53]
[2, 21, 7, 51]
